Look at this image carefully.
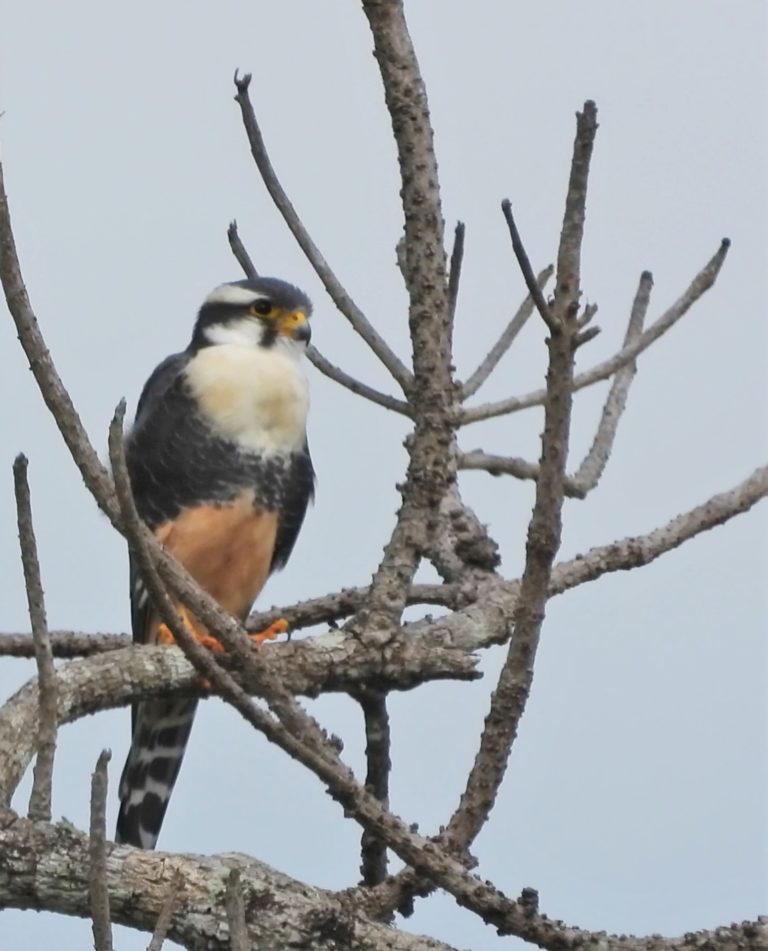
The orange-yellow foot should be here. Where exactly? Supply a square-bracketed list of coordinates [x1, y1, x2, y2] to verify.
[249, 617, 289, 644]
[156, 605, 225, 654]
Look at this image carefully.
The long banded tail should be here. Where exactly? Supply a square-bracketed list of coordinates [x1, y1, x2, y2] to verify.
[116, 697, 197, 849]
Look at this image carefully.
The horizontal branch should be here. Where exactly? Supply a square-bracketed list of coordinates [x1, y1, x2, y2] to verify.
[458, 450, 585, 498]
[461, 239, 730, 425]
[0, 816, 455, 951]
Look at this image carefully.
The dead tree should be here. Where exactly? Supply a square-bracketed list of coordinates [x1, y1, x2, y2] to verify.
[0, 2, 765, 949]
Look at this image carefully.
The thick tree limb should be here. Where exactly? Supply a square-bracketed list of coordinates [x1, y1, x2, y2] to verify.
[232, 72, 413, 393]
[13, 455, 57, 822]
[355, 0, 457, 635]
[0, 816, 457, 951]
[462, 238, 731, 425]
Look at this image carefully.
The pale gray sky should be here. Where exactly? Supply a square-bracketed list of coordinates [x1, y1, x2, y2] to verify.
[1, 2, 765, 949]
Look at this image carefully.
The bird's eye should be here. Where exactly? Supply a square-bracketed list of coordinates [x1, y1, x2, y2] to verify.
[250, 300, 273, 317]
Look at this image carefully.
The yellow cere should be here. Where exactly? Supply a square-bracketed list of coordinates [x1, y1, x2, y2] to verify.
[277, 309, 308, 335]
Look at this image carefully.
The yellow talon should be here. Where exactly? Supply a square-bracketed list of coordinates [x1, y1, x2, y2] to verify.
[250, 617, 289, 644]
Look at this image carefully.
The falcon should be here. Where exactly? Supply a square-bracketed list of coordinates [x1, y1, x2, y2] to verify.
[115, 277, 314, 849]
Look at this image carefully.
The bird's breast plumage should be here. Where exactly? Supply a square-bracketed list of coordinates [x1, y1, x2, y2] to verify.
[183, 343, 309, 457]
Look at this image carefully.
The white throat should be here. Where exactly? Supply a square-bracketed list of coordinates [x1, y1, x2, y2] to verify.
[184, 340, 309, 456]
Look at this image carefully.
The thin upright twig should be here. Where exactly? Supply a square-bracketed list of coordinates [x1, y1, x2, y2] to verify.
[145, 872, 183, 951]
[357, 690, 392, 887]
[501, 200, 558, 333]
[461, 265, 554, 399]
[446, 221, 465, 345]
[571, 270, 652, 493]
[225, 869, 249, 951]
[461, 239, 730, 425]
[232, 71, 412, 393]
[89, 749, 113, 951]
[13, 455, 57, 822]
[226, 220, 258, 279]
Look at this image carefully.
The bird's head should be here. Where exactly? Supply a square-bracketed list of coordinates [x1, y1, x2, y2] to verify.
[190, 277, 312, 352]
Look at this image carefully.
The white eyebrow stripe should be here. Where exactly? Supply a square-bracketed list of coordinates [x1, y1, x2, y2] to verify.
[204, 284, 266, 306]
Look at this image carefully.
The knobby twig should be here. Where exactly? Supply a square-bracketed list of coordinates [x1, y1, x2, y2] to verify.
[571, 270, 652, 492]
[501, 200, 558, 332]
[225, 869, 249, 951]
[553, 100, 597, 329]
[357, 689, 392, 887]
[232, 71, 412, 393]
[13, 455, 57, 822]
[89, 749, 113, 951]
[462, 238, 730, 425]
[145, 872, 183, 951]
[354, 0, 457, 635]
[461, 265, 554, 399]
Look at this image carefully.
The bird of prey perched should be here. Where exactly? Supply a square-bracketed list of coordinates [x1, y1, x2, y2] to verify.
[115, 277, 314, 849]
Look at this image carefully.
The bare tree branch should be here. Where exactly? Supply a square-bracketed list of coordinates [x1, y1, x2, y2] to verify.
[145, 872, 182, 951]
[356, 689, 392, 887]
[13, 455, 57, 822]
[226, 220, 412, 415]
[0, 817, 457, 951]
[446, 220, 465, 348]
[0, 161, 122, 530]
[458, 450, 586, 498]
[306, 344, 413, 415]
[501, 200, 558, 332]
[232, 71, 413, 393]
[462, 238, 730, 425]
[226, 220, 258, 279]
[461, 265, 554, 399]
[0, 578, 463, 661]
[89, 749, 113, 951]
[355, 0, 457, 634]
[571, 270, 652, 493]
[225, 869, 249, 951]
[554, 101, 598, 321]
